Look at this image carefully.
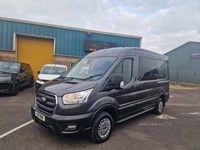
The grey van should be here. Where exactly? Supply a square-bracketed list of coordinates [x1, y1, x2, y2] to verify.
[31, 47, 169, 143]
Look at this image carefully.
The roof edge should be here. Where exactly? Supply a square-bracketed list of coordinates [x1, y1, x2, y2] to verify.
[164, 41, 200, 55]
[0, 17, 142, 39]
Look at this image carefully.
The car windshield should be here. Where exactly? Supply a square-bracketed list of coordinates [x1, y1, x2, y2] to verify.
[63, 56, 117, 80]
[0, 61, 20, 73]
[40, 66, 66, 75]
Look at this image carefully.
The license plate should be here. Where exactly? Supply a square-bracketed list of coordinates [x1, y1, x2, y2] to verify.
[35, 111, 45, 122]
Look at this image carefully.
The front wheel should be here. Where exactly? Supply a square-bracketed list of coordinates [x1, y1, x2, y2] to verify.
[153, 98, 164, 115]
[11, 81, 20, 96]
[90, 112, 114, 143]
[28, 76, 34, 87]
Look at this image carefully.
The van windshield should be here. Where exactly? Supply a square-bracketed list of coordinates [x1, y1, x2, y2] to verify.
[40, 66, 66, 75]
[63, 56, 116, 80]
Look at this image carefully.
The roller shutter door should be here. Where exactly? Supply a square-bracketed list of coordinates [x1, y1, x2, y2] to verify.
[17, 35, 54, 78]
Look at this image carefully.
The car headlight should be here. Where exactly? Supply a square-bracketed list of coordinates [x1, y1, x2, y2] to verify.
[36, 78, 44, 84]
[63, 89, 93, 104]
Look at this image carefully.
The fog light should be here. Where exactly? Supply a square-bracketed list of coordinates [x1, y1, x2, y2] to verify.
[63, 125, 77, 131]
[68, 125, 77, 129]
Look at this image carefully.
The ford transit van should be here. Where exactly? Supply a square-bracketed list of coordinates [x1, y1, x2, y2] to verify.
[31, 47, 169, 143]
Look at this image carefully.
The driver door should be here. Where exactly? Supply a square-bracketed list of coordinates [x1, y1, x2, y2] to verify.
[108, 58, 137, 120]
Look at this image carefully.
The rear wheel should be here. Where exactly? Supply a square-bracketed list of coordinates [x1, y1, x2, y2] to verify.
[11, 81, 20, 96]
[153, 98, 164, 115]
[90, 112, 113, 143]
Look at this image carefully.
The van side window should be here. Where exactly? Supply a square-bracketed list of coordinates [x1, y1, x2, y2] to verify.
[157, 60, 168, 79]
[138, 57, 168, 81]
[111, 59, 132, 85]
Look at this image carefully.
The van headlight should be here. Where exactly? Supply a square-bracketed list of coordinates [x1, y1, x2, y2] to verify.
[36, 78, 44, 84]
[62, 89, 93, 104]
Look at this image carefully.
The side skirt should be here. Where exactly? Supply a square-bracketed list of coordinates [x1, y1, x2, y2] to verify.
[116, 107, 155, 123]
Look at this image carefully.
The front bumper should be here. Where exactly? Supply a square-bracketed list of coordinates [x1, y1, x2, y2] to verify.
[0, 82, 13, 93]
[35, 82, 43, 92]
[31, 105, 93, 135]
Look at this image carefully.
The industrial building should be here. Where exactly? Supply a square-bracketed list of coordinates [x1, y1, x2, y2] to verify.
[0, 17, 142, 78]
[165, 41, 200, 85]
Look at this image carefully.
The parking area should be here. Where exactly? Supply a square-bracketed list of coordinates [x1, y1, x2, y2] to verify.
[0, 85, 200, 150]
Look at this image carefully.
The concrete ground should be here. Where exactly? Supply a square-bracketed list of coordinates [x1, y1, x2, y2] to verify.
[0, 85, 200, 150]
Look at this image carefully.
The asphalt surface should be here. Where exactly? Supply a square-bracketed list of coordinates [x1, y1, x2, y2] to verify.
[0, 85, 200, 150]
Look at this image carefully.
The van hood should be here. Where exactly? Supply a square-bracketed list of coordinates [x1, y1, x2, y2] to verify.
[40, 77, 97, 96]
[37, 74, 61, 81]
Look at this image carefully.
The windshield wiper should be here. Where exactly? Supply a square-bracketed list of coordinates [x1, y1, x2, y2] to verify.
[82, 74, 102, 80]
[65, 77, 83, 80]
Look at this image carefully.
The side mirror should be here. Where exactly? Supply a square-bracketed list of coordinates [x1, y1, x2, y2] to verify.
[111, 74, 124, 89]
[37, 71, 40, 74]
[20, 68, 25, 72]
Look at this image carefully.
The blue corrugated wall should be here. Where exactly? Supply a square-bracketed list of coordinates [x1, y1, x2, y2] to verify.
[165, 42, 200, 84]
[0, 19, 141, 57]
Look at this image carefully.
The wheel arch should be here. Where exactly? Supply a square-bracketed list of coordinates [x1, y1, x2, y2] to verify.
[89, 104, 118, 127]
[158, 93, 166, 107]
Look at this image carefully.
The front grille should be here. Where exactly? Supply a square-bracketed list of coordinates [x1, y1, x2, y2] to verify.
[36, 91, 57, 115]
[0, 83, 10, 90]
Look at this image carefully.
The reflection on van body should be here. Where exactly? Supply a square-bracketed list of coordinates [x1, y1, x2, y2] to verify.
[31, 47, 169, 143]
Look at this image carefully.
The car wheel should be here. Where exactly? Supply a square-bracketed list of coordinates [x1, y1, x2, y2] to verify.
[90, 112, 113, 143]
[153, 98, 164, 115]
[28, 76, 34, 87]
[11, 81, 20, 96]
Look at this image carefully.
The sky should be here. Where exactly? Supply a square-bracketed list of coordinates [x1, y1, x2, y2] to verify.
[0, 0, 199, 54]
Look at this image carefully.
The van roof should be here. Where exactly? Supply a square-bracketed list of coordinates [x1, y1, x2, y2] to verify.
[86, 47, 167, 59]
[86, 47, 132, 57]
[43, 64, 67, 68]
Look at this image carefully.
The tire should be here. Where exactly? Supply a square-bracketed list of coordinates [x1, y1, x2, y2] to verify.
[153, 98, 164, 115]
[28, 76, 34, 88]
[11, 81, 20, 96]
[90, 112, 113, 143]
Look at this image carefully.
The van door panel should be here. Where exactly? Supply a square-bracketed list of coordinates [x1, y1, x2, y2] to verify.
[109, 86, 137, 118]
[134, 81, 159, 111]
[108, 57, 138, 119]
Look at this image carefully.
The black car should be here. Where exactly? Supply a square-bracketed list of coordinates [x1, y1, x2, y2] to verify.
[0, 61, 34, 95]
